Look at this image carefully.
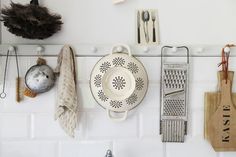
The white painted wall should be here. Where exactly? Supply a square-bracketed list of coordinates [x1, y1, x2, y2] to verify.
[1, 0, 236, 157]
[1, 0, 236, 44]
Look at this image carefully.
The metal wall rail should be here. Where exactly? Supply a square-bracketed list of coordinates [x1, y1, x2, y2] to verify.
[0, 44, 235, 57]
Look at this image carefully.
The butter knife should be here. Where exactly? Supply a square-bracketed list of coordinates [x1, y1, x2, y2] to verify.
[137, 11, 141, 44]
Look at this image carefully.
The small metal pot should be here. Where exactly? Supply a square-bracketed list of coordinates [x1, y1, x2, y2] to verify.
[25, 64, 55, 93]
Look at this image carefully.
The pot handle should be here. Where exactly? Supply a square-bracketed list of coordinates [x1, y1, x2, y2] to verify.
[107, 109, 128, 122]
[111, 44, 132, 57]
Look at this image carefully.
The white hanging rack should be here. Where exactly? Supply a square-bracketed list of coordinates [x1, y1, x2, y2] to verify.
[0, 44, 235, 57]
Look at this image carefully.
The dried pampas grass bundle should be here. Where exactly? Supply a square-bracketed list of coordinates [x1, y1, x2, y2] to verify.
[1, 0, 63, 39]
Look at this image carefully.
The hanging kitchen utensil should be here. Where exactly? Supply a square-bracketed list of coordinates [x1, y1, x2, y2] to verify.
[160, 46, 189, 142]
[24, 55, 55, 98]
[0, 47, 21, 102]
[205, 44, 236, 151]
[1, 0, 62, 39]
[90, 44, 148, 121]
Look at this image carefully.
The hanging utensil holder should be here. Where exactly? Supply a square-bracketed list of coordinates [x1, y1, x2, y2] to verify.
[160, 46, 189, 142]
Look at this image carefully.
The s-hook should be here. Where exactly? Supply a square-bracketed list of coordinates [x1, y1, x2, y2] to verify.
[0, 46, 20, 99]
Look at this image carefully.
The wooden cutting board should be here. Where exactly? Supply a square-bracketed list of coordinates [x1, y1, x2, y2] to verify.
[204, 71, 236, 151]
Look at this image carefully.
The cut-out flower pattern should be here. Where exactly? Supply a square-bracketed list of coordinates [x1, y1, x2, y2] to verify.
[136, 77, 144, 90]
[110, 100, 123, 108]
[98, 90, 108, 102]
[94, 74, 102, 87]
[100, 62, 111, 73]
[112, 76, 126, 90]
[127, 62, 139, 74]
[126, 93, 138, 105]
[112, 57, 125, 66]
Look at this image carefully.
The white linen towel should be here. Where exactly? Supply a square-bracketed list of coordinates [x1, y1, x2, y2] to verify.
[55, 45, 78, 137]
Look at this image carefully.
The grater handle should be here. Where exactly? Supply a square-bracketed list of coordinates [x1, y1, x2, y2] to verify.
[107, 109, 128, 122]
[111, 44, 132, 57]
[161, 46, 189, 64]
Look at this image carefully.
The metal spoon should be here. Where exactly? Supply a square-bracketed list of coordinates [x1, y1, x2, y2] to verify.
[142, 10, 150, 43]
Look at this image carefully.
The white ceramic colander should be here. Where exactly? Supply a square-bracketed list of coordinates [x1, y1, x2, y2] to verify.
[90, 44, 148, 121]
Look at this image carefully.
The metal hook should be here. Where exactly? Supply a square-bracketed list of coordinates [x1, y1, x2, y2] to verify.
[36, 46, 44, 57]
[172, 47, 177, 53]
[224, 46, 230, 55]
[8, 46, 15, 52]
[91, 46, 97, 53]
[113, 0, 125, 4]
[196, 47, 204, 53]
[143, 46, 149, 53]
[161, 46, 190, 64]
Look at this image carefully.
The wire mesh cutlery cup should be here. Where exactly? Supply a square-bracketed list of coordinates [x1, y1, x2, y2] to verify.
[160, 46, 189, 142]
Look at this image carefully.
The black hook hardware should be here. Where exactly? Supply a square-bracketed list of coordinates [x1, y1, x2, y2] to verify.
[30, 0, 39, 5]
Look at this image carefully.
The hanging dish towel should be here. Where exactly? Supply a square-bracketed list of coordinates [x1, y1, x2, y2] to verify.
[55, 45, 78, 138]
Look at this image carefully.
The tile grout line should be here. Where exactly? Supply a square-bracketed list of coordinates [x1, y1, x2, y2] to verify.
[57, 141, 62, 157]
[27, 114, 31, 139]
[30, 114, 35, 139]
[84, 112, 89, 141]
[110, 140, 114, 152]
[137, 113, 141, 139]
[163, 143, 167, 157]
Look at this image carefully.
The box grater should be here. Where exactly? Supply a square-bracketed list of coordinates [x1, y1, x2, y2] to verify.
[160, 46, 189, 143]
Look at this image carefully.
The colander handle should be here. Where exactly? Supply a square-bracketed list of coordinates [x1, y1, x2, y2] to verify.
[107, 109, 128, 122]
[111, 44, 132, 57]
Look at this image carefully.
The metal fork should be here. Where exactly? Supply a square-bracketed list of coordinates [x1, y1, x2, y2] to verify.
[151, 11, 156, 42]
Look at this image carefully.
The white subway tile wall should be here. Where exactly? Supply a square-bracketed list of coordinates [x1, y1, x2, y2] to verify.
[166, 136, 217, 157]
[0, 141, 58, 157]
[0, 56, 235, 157]
[59, 141, 112, 157]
